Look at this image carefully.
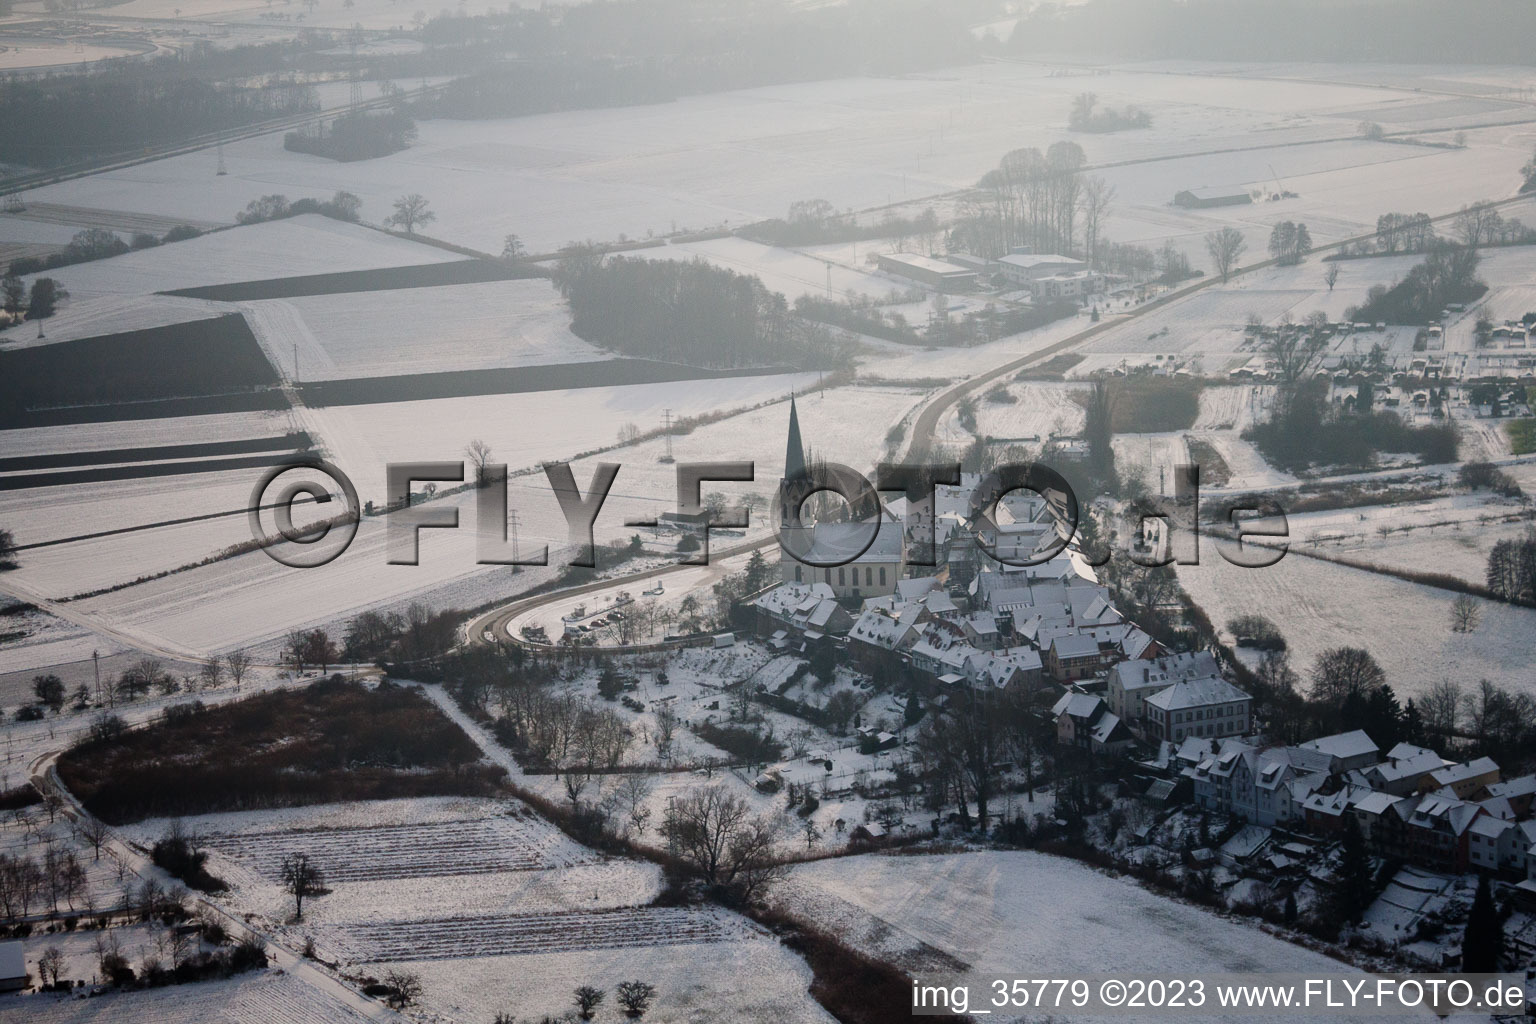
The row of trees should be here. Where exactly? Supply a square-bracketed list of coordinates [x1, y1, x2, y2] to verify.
[1, 275, 67, 322]
[958, 141, 1113, 263]
[1486, 527, 1536, 605]
[21, 651, 251, 719]
[235, 190, 363, 226]
[1242, 633, 1536, 765]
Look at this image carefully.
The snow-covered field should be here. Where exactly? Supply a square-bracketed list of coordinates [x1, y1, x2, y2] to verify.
[26, 61, 1529, 260]
[236, 277, 607, 381]
[782, 850, 1402, 1024]
[633, 236, 912, 304]
[22, 215, 461, 300]
[1, 384, 907, 654]
[1178, 546, 1536, 700]
[11, 968, 378, 1024]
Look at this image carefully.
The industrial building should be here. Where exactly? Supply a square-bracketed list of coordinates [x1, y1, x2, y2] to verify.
[875, 252, 977, 292]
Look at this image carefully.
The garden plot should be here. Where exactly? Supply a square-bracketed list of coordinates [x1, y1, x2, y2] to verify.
[237, 278, 606, 382]
[329, 905, 751, 963]
[972, 382, 1085, 441]
[1193, 384, 1271, 431]
[783, 851, 1399, 1024]
[199, 815, 596, 884]
[0, 604, 128, 683]
[25, 215, 462, 299]
[1178, 548, 1536, 701]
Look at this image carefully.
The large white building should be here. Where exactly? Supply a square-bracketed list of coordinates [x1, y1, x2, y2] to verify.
[1144, 675, 1252, 743]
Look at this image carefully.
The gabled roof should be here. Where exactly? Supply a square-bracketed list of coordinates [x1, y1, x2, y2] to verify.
[1299, 730, 1379, 763]
[1050, 633, 1101, 660]
[1430, 756, 1499, 788]
[1145, 675, 1250, 712]
[1053, 691, 1105, 721]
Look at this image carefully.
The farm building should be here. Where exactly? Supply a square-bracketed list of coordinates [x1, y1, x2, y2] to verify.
[993, 252, 1086, 287]
[1174, 187, 1253, 209]
[875, 253, 977, 292]
[0, 942, 25, 993]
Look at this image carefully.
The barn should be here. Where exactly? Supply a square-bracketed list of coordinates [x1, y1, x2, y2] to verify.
[1174, 187, 1253, 209]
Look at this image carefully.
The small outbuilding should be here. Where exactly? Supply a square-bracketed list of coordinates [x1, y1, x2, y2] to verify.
[0, 941, 27, 993]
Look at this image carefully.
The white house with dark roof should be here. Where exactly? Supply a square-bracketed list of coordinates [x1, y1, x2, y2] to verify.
[1143, 675, 1251, 743]
[1107, 651, 1222, 724]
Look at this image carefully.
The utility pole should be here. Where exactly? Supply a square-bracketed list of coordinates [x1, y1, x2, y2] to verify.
[294, 343, 299, 382]
[92, 649, 100, 704]
[508, 510, 521, 573]
[660, 409, 675, 463]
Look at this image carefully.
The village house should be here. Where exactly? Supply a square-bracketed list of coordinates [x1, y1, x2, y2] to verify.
[1107, 651, 1223, 731]
[1143, 676, 1252, 744]
[1052, 692, 1133, 755]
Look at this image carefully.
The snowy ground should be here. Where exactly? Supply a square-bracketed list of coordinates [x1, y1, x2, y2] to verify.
[780, 850, 1413, 1024]
[1178, 545, 1536, 700]
[23, 61, 1533, 261]
[19, 215, 461, 300]
[236, 277, 607, 382]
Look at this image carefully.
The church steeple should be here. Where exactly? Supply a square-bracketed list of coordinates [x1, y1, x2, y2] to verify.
[784, 394, 807, 481]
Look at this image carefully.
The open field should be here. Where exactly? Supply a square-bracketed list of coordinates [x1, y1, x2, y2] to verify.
[1178, 545, 1536, 700]
[781, 850, 1411, 1024]
[20, 215, 461, 299]
[237, 277, 606, 382]
[24, 61, 1534, 260]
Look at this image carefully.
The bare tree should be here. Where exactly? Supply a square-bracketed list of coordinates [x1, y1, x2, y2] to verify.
[1309, 647, 1385, 706]
[662, 786, 786, 901]
[279, 853, 326, 920]
[1205, 227, 1247, 283]
[1264, 331, 1329, 387]
[1324, 263, 1340, 291]
[1078, 175, 1115, 269]
[79, 817, 111, 861]
[382, 969, 423, 1008]
[616, 980, 657, 1018]
[225, 648, 251, 692]
[37, 946, 64, 987]
[574, 985, 606, 1020]
[465, 439, 493, 480]
[618, 773, 653, 836]
[1422, 679, 1462, 738]
[387, 194, 434, 235]
[198, 657, 224, 692]
[1450, 594, 1482, 634]
[654, 703, 677, 760]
